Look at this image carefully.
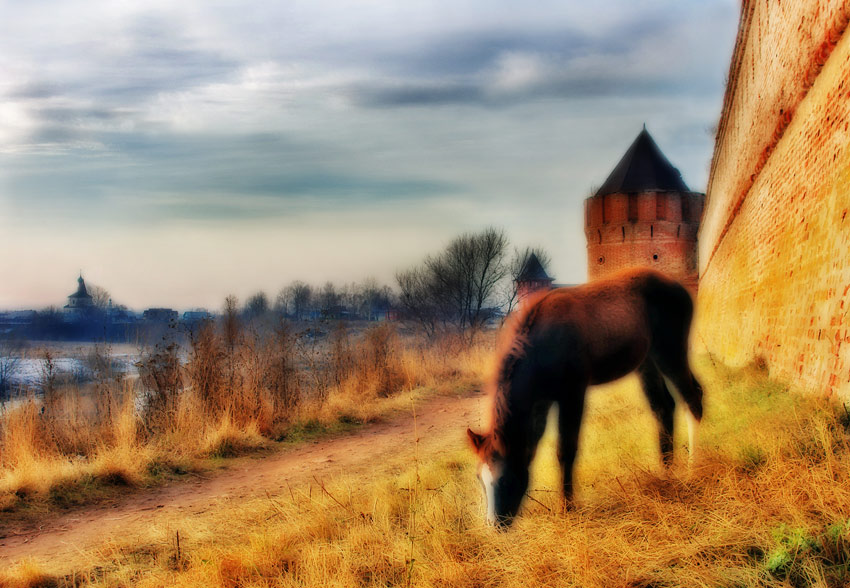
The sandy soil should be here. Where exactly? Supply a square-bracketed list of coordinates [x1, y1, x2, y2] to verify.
[0, 389, 488, 569]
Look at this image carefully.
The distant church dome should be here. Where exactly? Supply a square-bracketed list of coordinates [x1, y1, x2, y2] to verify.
[65, 274, 94, 310]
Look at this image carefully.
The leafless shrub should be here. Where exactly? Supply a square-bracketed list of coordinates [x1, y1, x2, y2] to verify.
[349, 324, 405, 398]
[295, 328, 332, 404]
[264, 320, 301, 416]
[137, 341, 183, 431]
[367, 324, 405, 397]
[39, 348, 58, 409]
[330, 322, 354, 387]
[185, 320, 226, 418]
[85, 343, 125, 424]
[235, 325, 269, 426]
[0, 339, 25, 399]
[223, 295, 242, 397]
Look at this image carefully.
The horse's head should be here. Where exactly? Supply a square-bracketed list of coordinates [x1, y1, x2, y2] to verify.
[467, 428, 528, 529]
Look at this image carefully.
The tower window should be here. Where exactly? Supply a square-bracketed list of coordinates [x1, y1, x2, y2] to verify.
[621, 226, 625, 241]
[653, 254, 659, 261]
[650, 225, 654, 239]
[598, 229, 602, 244]
[598, 256, 605, 264]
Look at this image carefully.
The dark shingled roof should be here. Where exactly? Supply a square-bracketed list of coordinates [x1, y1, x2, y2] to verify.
[595, 128, 690, 196]
[517, 253, 552, 282]
[68, 275, 92, 299]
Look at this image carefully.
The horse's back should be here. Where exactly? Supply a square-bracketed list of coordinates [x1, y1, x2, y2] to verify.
[523, 268, 693, 384]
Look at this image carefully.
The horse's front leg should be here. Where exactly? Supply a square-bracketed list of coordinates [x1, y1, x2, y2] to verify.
[557, 391, 586, 507]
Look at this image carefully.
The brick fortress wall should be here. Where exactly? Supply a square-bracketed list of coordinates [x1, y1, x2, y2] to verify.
[698, 1, 850, 397]
[584, 191, 704, 293]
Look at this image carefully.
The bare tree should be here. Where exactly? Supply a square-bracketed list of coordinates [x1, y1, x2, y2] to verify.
[244, 291, 269, 319]
[89, 284, 112, 309]
[282, 281, 313, 320]
[357, 278, 394, 320]
[274, 287, 290, 316]
[319, 282, 339, 315]
[396, 226, 511, 336]
[396, 266, 442, 337]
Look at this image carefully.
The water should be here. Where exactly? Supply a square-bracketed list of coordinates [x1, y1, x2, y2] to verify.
[1, 346, 140, 393]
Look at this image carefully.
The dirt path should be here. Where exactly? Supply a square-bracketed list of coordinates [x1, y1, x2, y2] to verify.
[0, 390, 487, 568]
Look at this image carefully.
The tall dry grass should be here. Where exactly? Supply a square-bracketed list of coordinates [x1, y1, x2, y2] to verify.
[6, 359, 850, 587]
[0, 323, 492, 513]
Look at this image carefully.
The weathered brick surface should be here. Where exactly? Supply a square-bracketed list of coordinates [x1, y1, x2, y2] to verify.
[700, 1, 850, 267]
[698, 4, 850, 398]
[585, 191, 703, 293]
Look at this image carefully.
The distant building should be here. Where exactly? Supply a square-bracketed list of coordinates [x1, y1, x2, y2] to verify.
[516, 253, 555, 305]
[583, 128, 704, 294]
[63, 274, 95, 319]
[182, 309, 212, 323]
[142, 308, 178, 322]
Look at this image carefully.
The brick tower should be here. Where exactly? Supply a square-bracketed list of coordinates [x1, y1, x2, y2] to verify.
[584, 127, 704, 293]
[515, 252, 554, 305]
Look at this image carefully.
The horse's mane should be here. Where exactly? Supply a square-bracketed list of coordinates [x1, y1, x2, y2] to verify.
[486, 290, 553, 445]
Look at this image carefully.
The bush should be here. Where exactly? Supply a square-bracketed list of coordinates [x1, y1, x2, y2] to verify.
[137, 341, 183, 431]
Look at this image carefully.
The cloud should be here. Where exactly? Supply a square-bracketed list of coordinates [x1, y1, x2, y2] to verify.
[0, 0, 740, 306]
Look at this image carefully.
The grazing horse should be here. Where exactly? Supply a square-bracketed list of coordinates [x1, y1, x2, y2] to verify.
[467, 268, 703, 527]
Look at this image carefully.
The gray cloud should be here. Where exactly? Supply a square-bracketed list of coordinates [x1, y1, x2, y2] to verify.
[0, 0, 739, 307]
[7, 81, 63, 99]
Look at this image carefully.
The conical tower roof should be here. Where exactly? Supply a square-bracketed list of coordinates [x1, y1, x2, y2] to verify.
[517, 253, 552, 282]
[595, 128, 689, 196]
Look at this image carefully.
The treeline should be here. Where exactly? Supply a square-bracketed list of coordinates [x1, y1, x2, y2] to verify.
[240, 278, 395, 322]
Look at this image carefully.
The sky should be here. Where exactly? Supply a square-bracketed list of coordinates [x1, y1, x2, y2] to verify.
[0, 0, 739, 310]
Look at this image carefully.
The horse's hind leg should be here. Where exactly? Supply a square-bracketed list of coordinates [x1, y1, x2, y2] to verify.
[638, 360, 676, 467]
[652, 351, 704, 464]
[557, 390, 586, 506]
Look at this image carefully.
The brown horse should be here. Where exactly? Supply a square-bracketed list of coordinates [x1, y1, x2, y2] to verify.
[467, 268, 703, 527]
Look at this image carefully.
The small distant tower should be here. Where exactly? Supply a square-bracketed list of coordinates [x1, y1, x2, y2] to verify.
[64, 274, 94, 314]
[516, 253, 554, 305]
[584, 127, 704, 293]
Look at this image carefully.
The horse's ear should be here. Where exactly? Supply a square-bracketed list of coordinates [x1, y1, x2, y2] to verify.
[467, 428, 487, 452]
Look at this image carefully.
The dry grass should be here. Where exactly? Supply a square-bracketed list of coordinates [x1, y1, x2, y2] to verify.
[4, 358, 850, 587]
[0, 327, 492, 514]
